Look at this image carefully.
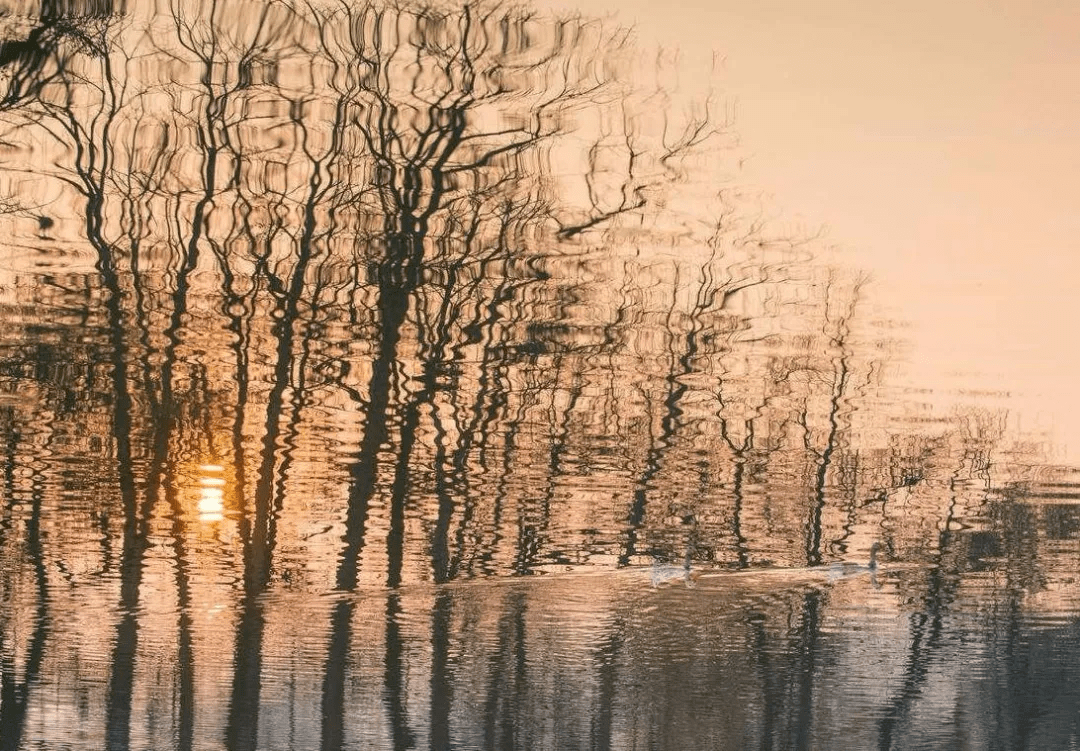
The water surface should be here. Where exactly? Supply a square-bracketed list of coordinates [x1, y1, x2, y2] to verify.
[0, 1, 1077, 749]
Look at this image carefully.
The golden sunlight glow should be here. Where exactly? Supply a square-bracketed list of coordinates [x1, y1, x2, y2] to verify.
[197, 466, 226, 522]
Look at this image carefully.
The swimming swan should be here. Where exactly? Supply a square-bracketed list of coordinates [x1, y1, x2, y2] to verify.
[822, 542, 882, 580]
[650, 542, 883, 587]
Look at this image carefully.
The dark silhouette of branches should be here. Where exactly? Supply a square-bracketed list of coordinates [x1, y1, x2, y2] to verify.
[798, 272, 870, 566]
[556, 88, 725, 240]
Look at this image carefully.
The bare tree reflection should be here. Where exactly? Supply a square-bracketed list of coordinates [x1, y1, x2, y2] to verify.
[0, 0, 1071, 748]
[802, 273, 870, 566]
[0, 425, 50, 751]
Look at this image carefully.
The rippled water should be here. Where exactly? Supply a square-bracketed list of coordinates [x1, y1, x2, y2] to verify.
[0, 0, 1077, 749]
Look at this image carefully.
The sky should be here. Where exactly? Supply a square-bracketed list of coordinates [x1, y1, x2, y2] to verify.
[539, 0, 1080, 460]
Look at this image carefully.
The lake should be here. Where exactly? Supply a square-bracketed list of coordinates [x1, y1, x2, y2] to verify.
[1, 1, 1078, 749]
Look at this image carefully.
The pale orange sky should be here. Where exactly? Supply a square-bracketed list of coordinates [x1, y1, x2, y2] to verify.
[540, 0, 1080, 460]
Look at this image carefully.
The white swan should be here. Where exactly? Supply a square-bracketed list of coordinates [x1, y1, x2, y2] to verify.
[650, 542, 883, 587]
[650, 561, 697, 588]
[822, 542, 882, 580]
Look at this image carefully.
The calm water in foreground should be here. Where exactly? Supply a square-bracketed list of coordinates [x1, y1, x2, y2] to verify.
[0, 1, 1078, 749]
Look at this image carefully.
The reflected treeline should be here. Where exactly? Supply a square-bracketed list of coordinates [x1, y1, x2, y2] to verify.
[0, 0, 1074, 748]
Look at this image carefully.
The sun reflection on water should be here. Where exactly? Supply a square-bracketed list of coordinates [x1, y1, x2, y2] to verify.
[197, 464, 226, 522]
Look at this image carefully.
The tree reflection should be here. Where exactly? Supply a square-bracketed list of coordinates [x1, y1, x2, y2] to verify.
[0, 0, 1071, 749]
[0, 422, 49, 751]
